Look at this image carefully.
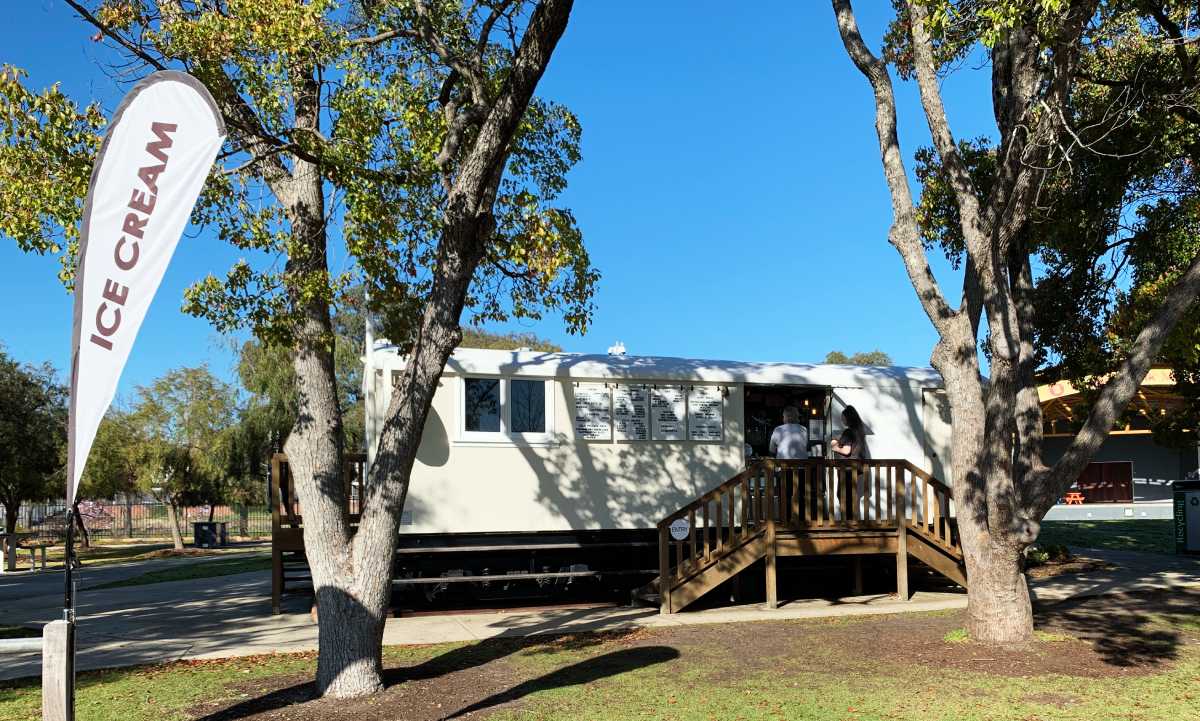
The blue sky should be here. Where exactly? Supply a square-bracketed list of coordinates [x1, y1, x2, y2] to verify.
[2, 1, 998, 394]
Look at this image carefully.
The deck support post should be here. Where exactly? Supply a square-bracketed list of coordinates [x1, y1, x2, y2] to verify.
[895, 527, 909, 601]
[765, 519, 778, 610]
[658, 524, 671, 614]
[853, 557, 864, 596]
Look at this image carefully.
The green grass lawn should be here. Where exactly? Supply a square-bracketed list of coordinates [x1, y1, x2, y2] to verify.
[1, 594, 1197, 721]
[4, 539, 270, 572]
[0, 626, 39, 640]
[87, 554, 272, 590]
[1037, 519, 1175, 554]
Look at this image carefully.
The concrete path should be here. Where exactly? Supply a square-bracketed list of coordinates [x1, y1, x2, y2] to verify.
[2, 546, 1198, 681]
[1029, 547, 1200, 603]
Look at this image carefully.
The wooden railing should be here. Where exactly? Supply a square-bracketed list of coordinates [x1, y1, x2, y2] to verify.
[656, 459, 961, 602]
[270, 452, 368, 614]
[270, 452, 368, 531]
[903, 462, 959, 552]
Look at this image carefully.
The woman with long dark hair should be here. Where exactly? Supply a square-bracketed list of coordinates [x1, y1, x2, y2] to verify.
[831, 405, 867, 459]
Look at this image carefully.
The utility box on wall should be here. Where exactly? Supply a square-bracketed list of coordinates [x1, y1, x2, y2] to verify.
[1175, 480, 1200, 555]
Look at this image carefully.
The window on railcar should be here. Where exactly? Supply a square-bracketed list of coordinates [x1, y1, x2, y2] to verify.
[510, 379, 546, 433]
[464, 378, 501, 432]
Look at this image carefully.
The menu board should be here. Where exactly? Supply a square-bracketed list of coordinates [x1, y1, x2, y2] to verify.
[651, 386, 687, 441]
[688, 386, 724, 441]
[613, 384, 650, 441]
[573, 383, 611, 441]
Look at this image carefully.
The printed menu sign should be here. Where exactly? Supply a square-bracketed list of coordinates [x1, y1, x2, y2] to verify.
[613, 384, 650, 441]
[573, 383, 611, 441]
[688, 386, 724, 441]
[651, 386, 687, 441]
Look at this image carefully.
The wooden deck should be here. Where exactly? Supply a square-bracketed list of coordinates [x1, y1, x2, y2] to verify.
[654, 459, 966, 613]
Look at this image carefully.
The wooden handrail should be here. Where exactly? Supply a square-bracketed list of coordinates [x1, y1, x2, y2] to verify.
[901, 459, 953, 499]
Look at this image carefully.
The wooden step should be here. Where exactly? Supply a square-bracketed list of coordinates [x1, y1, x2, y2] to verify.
[665, 533, 766, 613]
[905, 529, 967, 587]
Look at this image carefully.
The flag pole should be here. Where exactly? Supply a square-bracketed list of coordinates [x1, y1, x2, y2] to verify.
[62, 509, 75, 721]
[60, 69, 225, 721]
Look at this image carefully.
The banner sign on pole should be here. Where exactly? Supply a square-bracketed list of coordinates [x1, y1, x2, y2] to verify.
[66, 71, 226, 504]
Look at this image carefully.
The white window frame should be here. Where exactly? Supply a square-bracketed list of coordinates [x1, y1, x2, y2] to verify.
[457, 375, 554, 445]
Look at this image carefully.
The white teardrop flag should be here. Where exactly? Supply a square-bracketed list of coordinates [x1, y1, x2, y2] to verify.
[66, 71, 226, 505]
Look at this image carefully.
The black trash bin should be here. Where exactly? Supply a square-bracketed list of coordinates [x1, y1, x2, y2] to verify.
[1174, 479, 1200, 556]
[193, 521, 228, 548]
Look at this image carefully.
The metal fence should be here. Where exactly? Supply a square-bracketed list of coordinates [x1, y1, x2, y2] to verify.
[4, 501, 273, 539]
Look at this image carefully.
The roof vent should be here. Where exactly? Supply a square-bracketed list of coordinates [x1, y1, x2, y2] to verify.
[607, 341, 627, 356]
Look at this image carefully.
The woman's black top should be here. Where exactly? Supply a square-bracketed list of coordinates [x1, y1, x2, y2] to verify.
[837, 427, 866, 459]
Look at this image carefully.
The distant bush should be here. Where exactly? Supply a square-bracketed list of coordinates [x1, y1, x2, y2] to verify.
[1024, 543, 1072, 569]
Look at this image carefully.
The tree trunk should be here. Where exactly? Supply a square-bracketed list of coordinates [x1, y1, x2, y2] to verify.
[4, 502, 17, 571]
[280, 65, 373, 696]
[124, 493, 134, 538]
[164, 500, 185, 551]
[72, 504, 91, 550]
[963, 533, 1032, 643]
[238, 503, 249, 537]
[4, 501, 17, 536]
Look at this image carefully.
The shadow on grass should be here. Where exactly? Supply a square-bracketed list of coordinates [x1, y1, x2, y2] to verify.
[442, 646, 678, 719]
[1036, 591, 1186, 667]
[194, 631, 676, 721]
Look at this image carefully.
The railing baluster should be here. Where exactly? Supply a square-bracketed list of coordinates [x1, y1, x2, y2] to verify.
[824, 463, 833, 526]
[727, 488, 735, 547]
[688, 509, 698, 565]
[922, 477, 930, 530]
[787, 467, 796, 523]
[806, 463, 816, 525]
[702, 501, 710, 561]
[878, 460, 888, 523]
[764, 461, 775, 524]
[741, 477, 750, 537]
[887, 464, 895, 525]
[844, 460, 854, 523]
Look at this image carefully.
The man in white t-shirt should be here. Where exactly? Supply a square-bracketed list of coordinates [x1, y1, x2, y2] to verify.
[769, 406, 809, 459]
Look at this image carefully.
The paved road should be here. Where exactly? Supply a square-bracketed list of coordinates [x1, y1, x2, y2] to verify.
[1, 545, 1198, 681]
[0, 548, 267, 604]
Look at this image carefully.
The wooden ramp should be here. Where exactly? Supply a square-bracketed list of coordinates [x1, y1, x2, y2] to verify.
[653, 459, 966, 613]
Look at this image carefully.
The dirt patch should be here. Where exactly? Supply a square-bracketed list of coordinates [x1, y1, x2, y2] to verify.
[186, 631, 671, 721]
[184, 592, 1199, 720]
[1025, 556, 1118, 579]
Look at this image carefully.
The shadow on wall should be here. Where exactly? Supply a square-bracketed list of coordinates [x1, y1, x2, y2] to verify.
[499, 352, 945, 530]
[508, 379, 744, 531]
[415, 405, 450, 468]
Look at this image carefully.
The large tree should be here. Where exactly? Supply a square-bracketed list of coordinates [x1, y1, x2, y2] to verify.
[1, 0, 591, 697]
[832, 0, 1200, 643]
[128, 366, 238, 550]
[0, 348, 67, 541]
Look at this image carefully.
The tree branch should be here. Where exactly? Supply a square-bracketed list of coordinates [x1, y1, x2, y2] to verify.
[63, 0, 167, 71]
[1034, 248, 1200, 515]
[831, 0, 956, 333]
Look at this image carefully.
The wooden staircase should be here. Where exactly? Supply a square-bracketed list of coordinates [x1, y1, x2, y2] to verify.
[651, 459, 966, 613]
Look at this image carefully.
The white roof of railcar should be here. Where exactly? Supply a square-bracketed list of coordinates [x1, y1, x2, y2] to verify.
[372, 346, 943, 389]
